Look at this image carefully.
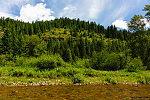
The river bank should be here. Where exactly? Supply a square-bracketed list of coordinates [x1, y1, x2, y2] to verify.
[0, 66, 150, 86]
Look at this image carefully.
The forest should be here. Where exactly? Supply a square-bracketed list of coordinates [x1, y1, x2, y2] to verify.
[0, 4, 150, 85]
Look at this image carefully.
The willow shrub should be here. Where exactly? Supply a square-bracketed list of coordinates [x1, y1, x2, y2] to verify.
[15, 54, 70, 70]
[72, 73, 85, 84]
[126, 57, 146, 72]
[91, 51, 127, 71]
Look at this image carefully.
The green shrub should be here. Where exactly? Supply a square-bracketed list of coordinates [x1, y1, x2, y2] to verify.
[91, 51, 126, 71]
[127, 57, 146, 72]
[145, 76, 150, 83]
[74, 59, 90, 68]
[25, 70, 36, 77]
[15, 56, 27, 66]
[36, 54, 67, 69]
[72, 73, 85, 84]
[36, 58, 57, 69]
[84, 68, 98, 77]
[15, 56, 38, 67]
[137, 75, 146, 84]
[0, 54, 7, 65]
[105, 77, 117, 84]
[15, 54, 69, 69]
[10, 69, 25, 77]
[51, 67, 81, 77]
[0, 54, 15, 67]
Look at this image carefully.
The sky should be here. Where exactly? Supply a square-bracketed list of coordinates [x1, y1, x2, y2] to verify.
[0, 0, 149, 29]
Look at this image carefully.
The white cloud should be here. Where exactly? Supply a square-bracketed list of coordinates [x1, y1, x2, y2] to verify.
[59, 5, 77, 18]
[16, 3, 55, 22]
[0, 12, 15, 18]
[41, 0, 45, 2]
[112, 20, 128, 29]
[88, 0, 109, 19]
[59, 0, 110, 20]
[112, 19, 150, 30]
[64, 5, 76, 11]
[0, 0, 33, 19]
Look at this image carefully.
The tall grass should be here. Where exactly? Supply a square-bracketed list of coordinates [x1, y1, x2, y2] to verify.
[0, 54, 150, 84]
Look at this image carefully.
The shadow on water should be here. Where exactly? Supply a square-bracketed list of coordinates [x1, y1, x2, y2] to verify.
[0, 84, 150, 100]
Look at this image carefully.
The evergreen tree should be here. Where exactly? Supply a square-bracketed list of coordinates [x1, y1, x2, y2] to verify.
[64, 48, 73, 62]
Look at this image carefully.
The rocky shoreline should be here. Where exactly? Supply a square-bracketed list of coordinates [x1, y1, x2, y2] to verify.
[1, 82, 150, 87]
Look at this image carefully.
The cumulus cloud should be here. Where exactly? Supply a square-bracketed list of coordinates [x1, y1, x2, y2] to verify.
[0, 0, 148, 27]
[16, 3, 55, 22]
[59, 0, 109, 20]
[0, 0, 33, 19]
[0, 12, 15, 18]
[112, 20, 128, 29]
[59, 5, 77, 18]
[112, 18, 150, 30]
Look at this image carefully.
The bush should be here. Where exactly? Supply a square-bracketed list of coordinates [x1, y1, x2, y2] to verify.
[36, 54, 67, 69]
[9, 68, 25, 77]
[91, 51, 127, 71]
[74, 58, 90, 68]
[0, 54, 15, 67]
[127, 57, 146, 72]
[84, 68, 99, 77]
[72, 73, 85, 84]
[0, 54, 7, 66]
[145, 76, 150, 83]
[105, 77, 117, 84]
[36, 57, 57, 69]
[137, 75, 146, 84]
[15, 54, 69, 70]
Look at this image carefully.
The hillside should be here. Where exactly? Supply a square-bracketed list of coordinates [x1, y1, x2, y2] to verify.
[0, 17, 149, 68]
[0, 17, 150, 85]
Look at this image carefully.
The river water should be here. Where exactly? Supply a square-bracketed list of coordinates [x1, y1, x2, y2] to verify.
[0, 84, 150, 100]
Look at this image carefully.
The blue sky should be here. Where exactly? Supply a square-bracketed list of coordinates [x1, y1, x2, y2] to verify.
[0, 0, 149, 29]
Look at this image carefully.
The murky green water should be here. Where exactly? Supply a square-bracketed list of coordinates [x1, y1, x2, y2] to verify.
[0, 84, 150, 100]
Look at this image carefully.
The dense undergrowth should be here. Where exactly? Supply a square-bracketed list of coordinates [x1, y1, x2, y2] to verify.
[0, 54, 150, 85]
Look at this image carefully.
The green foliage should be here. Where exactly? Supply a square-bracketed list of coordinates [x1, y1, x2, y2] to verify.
[72, 73, 85, 84]
[64, 48, 73, 62]
[145, 76, 150, 83]
[126, 57, 146, 72]
[143, 5, 150, 20]
[74, 58, 90, 68]
[128, 15, 145, 32]
[0, 54, 15, 66]
[129, 35, 150, 68]
[25, 35, 47, 57]
[15, 54, 68, 70]
[91, 51, 127, 71]
[36, 55, 58, 69]
[105, 77, 117, 84]
[137, 75, 146, 84]
[0, 15, 150, 85]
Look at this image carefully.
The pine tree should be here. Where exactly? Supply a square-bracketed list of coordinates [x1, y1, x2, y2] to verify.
[65, 48, 73, 62]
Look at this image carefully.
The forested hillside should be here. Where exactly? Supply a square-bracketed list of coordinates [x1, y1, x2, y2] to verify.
[0, 16, 150, 72]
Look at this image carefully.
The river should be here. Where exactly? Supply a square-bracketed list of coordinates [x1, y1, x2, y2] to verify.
[0, 84, 150, 100]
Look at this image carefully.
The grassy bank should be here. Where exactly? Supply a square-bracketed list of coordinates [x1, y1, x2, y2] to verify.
[0, 54, 150, 86]
[0, 66, 150, 86]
